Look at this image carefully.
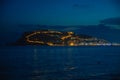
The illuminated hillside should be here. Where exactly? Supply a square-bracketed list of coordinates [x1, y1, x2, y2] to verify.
[13, 30, 111, 46]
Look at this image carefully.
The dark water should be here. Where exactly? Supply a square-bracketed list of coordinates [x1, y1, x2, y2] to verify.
[0, 46, 120, 80]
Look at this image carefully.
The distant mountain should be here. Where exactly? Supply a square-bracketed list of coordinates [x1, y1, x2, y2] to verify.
[1, 24, 120, 46]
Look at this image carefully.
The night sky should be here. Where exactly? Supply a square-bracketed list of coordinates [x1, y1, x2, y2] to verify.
[1, 0, 120, 25]
[0, 0, 120, 44]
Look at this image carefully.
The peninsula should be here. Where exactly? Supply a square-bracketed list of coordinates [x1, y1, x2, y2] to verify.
[13, 30, 119, 46]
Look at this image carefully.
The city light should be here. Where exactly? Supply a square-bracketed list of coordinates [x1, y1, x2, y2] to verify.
[69, 42, 75, 46]
[23, 30, 120, 46]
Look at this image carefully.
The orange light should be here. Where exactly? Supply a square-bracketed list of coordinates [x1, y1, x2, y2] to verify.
[61, 35, 72, 40]
[69, 42, 74, 46]
[26, 31, 44, 44]
[47, 42, 54, 46]
[67, 32, 74, 35]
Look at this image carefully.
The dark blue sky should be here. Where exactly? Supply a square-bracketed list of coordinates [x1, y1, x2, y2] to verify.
[1, 0, 120, 26]
[0, 0, 120, 45]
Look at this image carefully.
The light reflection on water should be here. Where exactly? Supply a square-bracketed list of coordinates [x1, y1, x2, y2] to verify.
[31, 48, 78, 80]
[0, 46, 120, 80]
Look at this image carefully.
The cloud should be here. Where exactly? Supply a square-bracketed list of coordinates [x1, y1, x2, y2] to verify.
[71, 24, 120, 42]
[108, 25, 120, 30]
[62, 26, 81, 31]
[111, 0, 120, 6]
[100, 17, 120, 25]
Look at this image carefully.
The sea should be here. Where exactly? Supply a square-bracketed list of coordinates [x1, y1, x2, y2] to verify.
[0, 46, 120, 80]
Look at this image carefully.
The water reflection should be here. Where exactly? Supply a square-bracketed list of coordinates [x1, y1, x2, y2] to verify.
[27, 47, 120, 80]
[31, 47, 78, 80]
